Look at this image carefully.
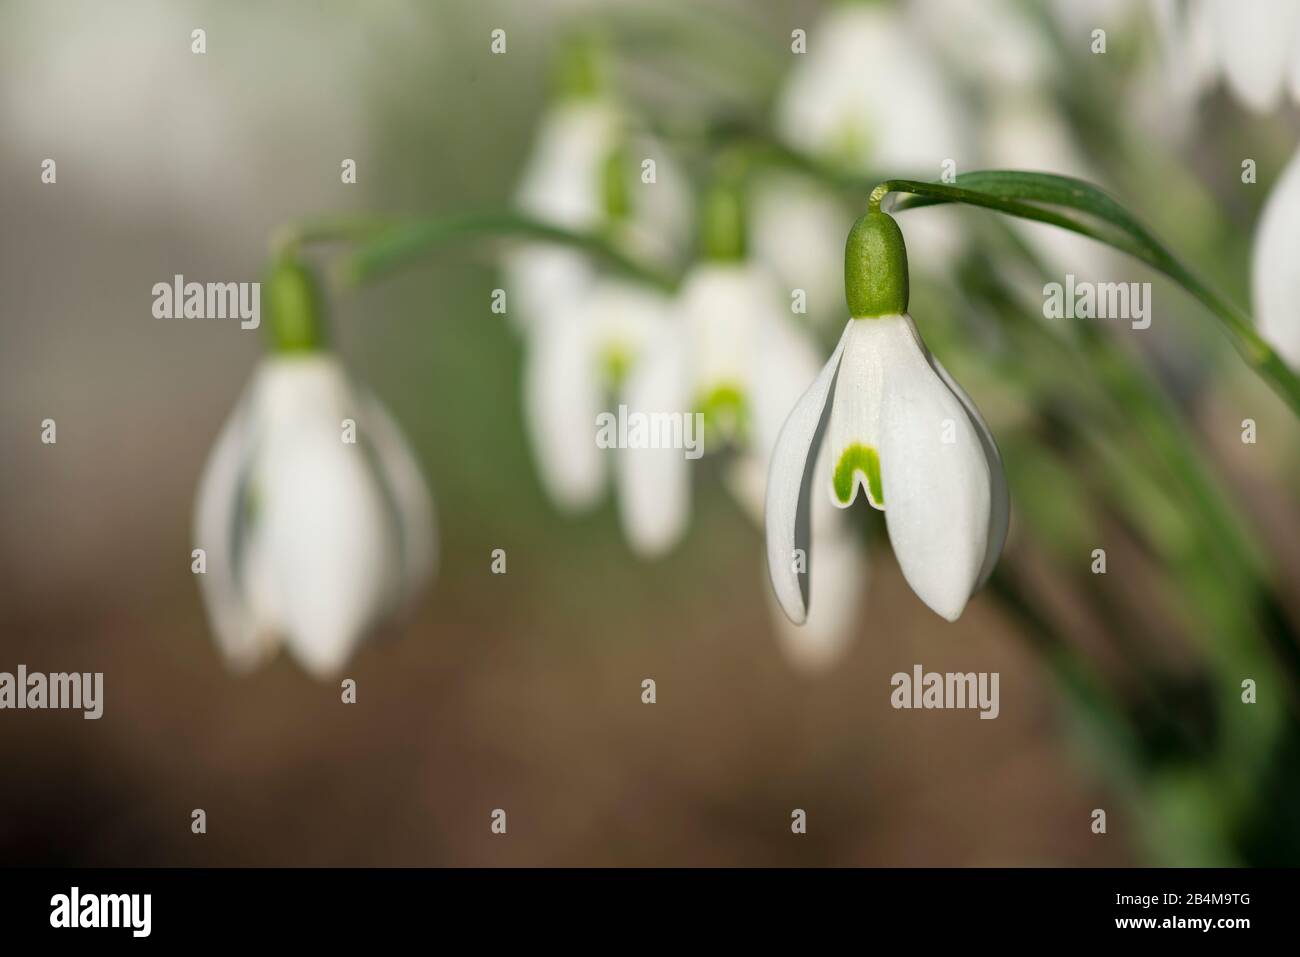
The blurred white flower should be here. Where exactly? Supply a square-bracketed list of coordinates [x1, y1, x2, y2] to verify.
[194, 355, 435, 677]
[776, 3, 968, 174]
[1151, 0, 1300, 114]
[984, 94, 1117, 285]
[767, 213, 1007, 624]
[774, 2, 969, 269]
[1048, 0, 1136, 44]
[646, 262, 868, 666]
[1148, 0, 1218, 123]
[1205, 0, 1300, 112]
[505, 98, 690, 333]
[750, 172, 854, 327]
[506, 99, 620, 332]
[1252, 145, 1300, 369]
[913, 0, 1053, 92]
[521, 277, 687, 555]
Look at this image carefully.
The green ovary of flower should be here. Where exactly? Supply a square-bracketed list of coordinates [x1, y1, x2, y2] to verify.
[833, 443, 883, 506]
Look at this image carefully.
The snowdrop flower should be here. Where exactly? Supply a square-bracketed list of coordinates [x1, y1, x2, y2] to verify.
[776, 3, 967, 175]
[505, 38, 689, 333]
[767, 211, 1009, 623]
[750, 172, 854, 328]
[506, 95, 620, 332]
[1204, 0, 1300, 112]
[1149, 1, 1300, 114]
[774, 1, 969, 268]
[1146, 0, 1218, 127]
[635, 173, 869, 664]
[522, 276, 684, 554]
[984, 94, 1118, 286]
[1252, 146, 1300, 370]
[194, 260, 435, 677]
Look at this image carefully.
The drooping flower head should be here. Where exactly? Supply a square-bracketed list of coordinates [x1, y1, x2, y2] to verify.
[766, 209, 1009, 623]
[193, 258, 436, 676]
[505, 33, 689, 333]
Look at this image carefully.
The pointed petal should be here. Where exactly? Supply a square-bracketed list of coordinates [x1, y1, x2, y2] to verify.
[765, 322, 852, 624]
[926, 354, 1009, 588]
[360, 390, 438, 600]
[680, 264, 763, 394]
[251, 358, 402, 677]
[1252, 146, 1300, 369]
[192, 383, 269, 671]
[522, 313, 606, 510]
[876, 317, 991, 621]
[515, 101, 617, 228]
[502, 245, 594, 332]
[1209, 0, 1299, 111]
[750, 309, 825, 457]
[615, 331, 692, 558]
[770, 529, 865, 672]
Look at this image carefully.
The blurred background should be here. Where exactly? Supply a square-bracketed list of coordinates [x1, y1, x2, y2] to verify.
[1, 0, 1299, 866]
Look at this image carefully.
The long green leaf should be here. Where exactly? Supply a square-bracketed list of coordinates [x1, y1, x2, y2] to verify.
[884, 171, 1300, 416]
[339, 211, 677, 291]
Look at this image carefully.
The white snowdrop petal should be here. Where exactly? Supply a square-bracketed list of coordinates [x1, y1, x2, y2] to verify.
[192, 387, 267, 670]
[775, 5, 968, 173]
[502, 245, 594, 332]
[750, 174, 854, 325]
[1208, 0, 1299, 111]
[771, 528, 865, 673]
[750, 302, 829, 459]
[615, 331, 692, 558]
[258, 418, 399, 678]
[765, 322, 853, 625]
[680, 264, 764, 393]
[925, 349, 1009, 588]
[515, 101, 618, 228]
[522, 312, 606, 511]
[825, 318, 888, 510]
[1252, 146, 1300, 369]
[360, 390, 438, 600]
[876, 318, 991, 621]
[236, 357, 406, 677]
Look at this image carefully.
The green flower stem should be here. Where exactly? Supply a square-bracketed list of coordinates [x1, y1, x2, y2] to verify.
[337, 211, 677, 291]
[270, 214, 396, 260]
[873, 173, 1300, 418]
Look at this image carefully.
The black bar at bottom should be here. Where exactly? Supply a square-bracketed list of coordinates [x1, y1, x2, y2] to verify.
[0, 867, 1280, 943]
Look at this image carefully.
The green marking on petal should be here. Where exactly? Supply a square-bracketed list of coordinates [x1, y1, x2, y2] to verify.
[600, 343, 634, 391]
[829, 117, 873, 171]
[698, 383, 749, 446]
[833, 443, 883, 507]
